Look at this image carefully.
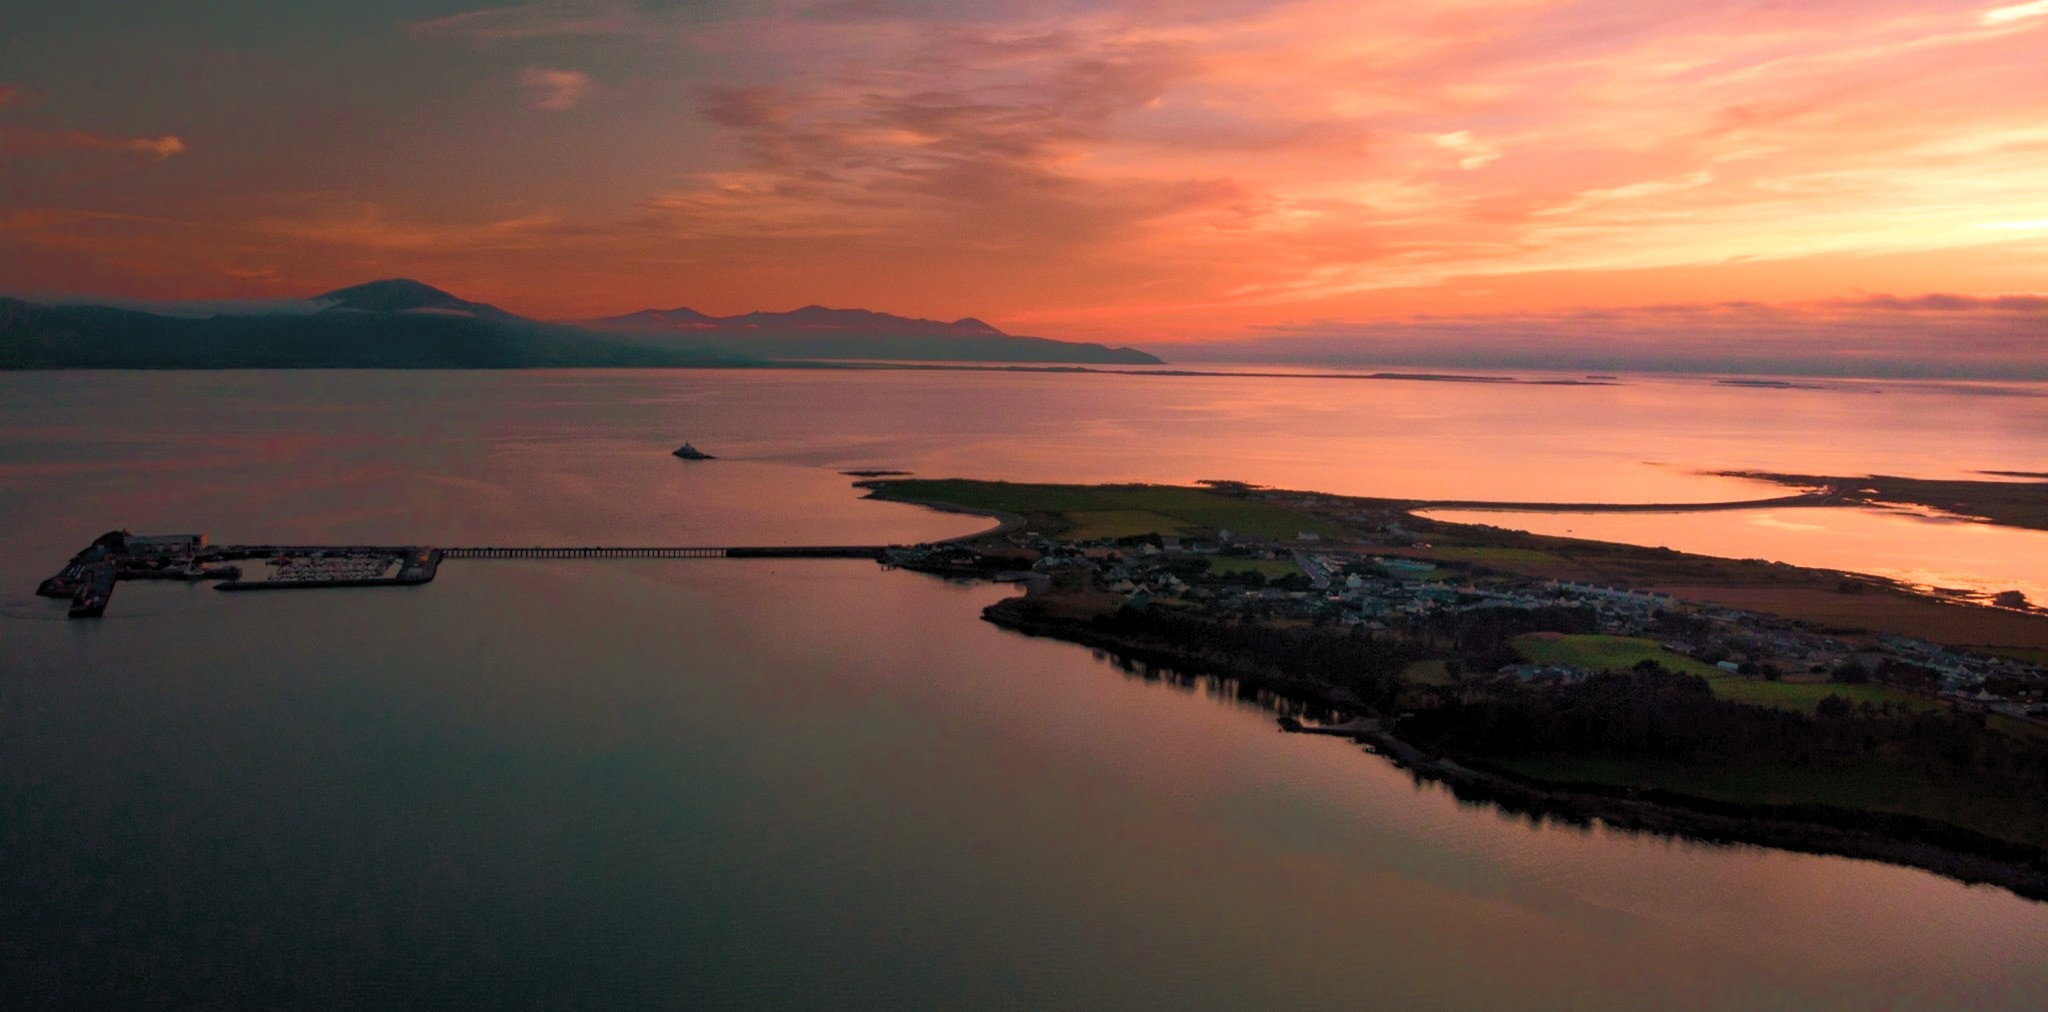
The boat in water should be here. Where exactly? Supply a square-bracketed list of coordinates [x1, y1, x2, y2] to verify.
[672, 442, 716, 460]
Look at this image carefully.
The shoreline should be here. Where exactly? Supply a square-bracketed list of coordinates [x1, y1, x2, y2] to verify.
[853, 482, 1025, 543]
[982, 597, 2048, 902]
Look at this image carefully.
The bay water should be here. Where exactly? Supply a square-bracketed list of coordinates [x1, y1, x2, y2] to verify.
[4, 370, 2046, 1007]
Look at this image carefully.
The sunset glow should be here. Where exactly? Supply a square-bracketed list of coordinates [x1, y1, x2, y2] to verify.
[4, 0, 2045, 366]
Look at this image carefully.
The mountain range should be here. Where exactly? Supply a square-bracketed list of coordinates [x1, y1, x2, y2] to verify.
[0, 279, 1161, 369]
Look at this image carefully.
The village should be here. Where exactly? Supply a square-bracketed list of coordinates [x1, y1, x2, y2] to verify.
[884, 521, 2048, 726]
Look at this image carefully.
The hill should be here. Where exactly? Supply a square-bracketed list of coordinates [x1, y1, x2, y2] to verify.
[588, 304, 1162, 364]
[3, 280, 1167, 369]
[0, 281, 758, 370]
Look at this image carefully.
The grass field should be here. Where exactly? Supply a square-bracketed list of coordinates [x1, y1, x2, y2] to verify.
[1704, 678, 1935, 714]
[1431, 546, 1563, 563]
[866, 479, 1348, 541]
[1401, 659, 1454, 685]
[1511, 634, 1726, 678]
[1990, 715, 2048, 742]
[1512, 634, 1938, 713]
[1984, 646, 2048, 666]
[1206, 557, 1302, 578]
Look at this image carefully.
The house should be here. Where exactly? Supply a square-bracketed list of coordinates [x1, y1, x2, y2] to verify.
[125, 533, 207, 555]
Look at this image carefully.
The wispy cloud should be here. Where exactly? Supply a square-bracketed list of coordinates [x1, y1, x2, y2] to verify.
[643, 19, 1236, 251]
[0, 127, 187, 160]
[1182, 293, 2048, 378]
[1434, 131, 1501, 171]
[1981, 1, 2048, 26]
[519, 67, 593, 110]
[413, 0, 639, 40]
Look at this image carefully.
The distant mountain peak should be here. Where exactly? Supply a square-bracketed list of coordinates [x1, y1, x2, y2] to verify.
[608, 306, 719, 327]
[315, 278, 503, 317]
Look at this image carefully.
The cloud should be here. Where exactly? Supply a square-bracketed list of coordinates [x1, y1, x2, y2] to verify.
[247, 204, 574, 251]
[413, 0, 639, 40]
[1434, 131, 1501, 171]
[1841, 292, 2048, 313]
[0, 84, 23, 108]
[636, 15, 1249, 260]
[13, 0, 2048, 341]
[1179, 294, 2048, 378]
[519, 67, 593, 110]
[1981, 1, 2048, 26]
[0, 127, 187, 160]
[604, 0, 2048, 323]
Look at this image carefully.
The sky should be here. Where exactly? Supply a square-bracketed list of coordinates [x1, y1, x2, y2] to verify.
[2, 0, 2046, 372]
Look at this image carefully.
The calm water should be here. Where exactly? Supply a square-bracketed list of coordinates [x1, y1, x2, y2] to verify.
[5, 370, 2047, 1008]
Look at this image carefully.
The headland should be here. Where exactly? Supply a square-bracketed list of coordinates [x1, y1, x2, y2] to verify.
[861, 477, 2048, 900]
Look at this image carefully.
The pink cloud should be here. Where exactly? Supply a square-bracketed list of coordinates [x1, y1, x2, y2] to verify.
[14, 0, 2048, 350]
[519, 67, 593, 110]
[629, 0, 2048, 320]
[0, 127, 186, 160]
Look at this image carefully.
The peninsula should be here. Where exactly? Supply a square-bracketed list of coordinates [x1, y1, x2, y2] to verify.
[863, 477, 2048, 900]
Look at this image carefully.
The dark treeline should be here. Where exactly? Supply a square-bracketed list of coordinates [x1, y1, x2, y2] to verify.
[1077, 605, 1419, 708]
[1399, 663, 2048, 846]
[1409, 605, 1600, 672]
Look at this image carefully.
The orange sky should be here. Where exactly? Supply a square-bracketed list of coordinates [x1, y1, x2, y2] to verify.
[3, 0, 2046, 357]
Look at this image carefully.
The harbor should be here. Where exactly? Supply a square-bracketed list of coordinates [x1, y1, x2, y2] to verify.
[34, 532, 895, 618]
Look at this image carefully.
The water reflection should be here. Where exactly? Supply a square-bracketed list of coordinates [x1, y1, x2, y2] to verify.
[5, 370, 2048, 1007]
[1429, 505, 2048, 604]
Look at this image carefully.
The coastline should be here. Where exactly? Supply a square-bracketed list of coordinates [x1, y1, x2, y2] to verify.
[855, 482, 1024, 543]
[983, 595, 2048, 902]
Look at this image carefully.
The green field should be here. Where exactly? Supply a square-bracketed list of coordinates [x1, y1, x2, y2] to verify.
[866, 479, 1347, 541]
[1206, 557, 1302, 579]
[1401, 658, 1454, 685]
[1704, 678, 1938, 715]
[1511, 634, 1725, 678]
[1990, 714, 2048, 742]
[1431, 546, 1563, 563]
[1983, 645, 2048, 666]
